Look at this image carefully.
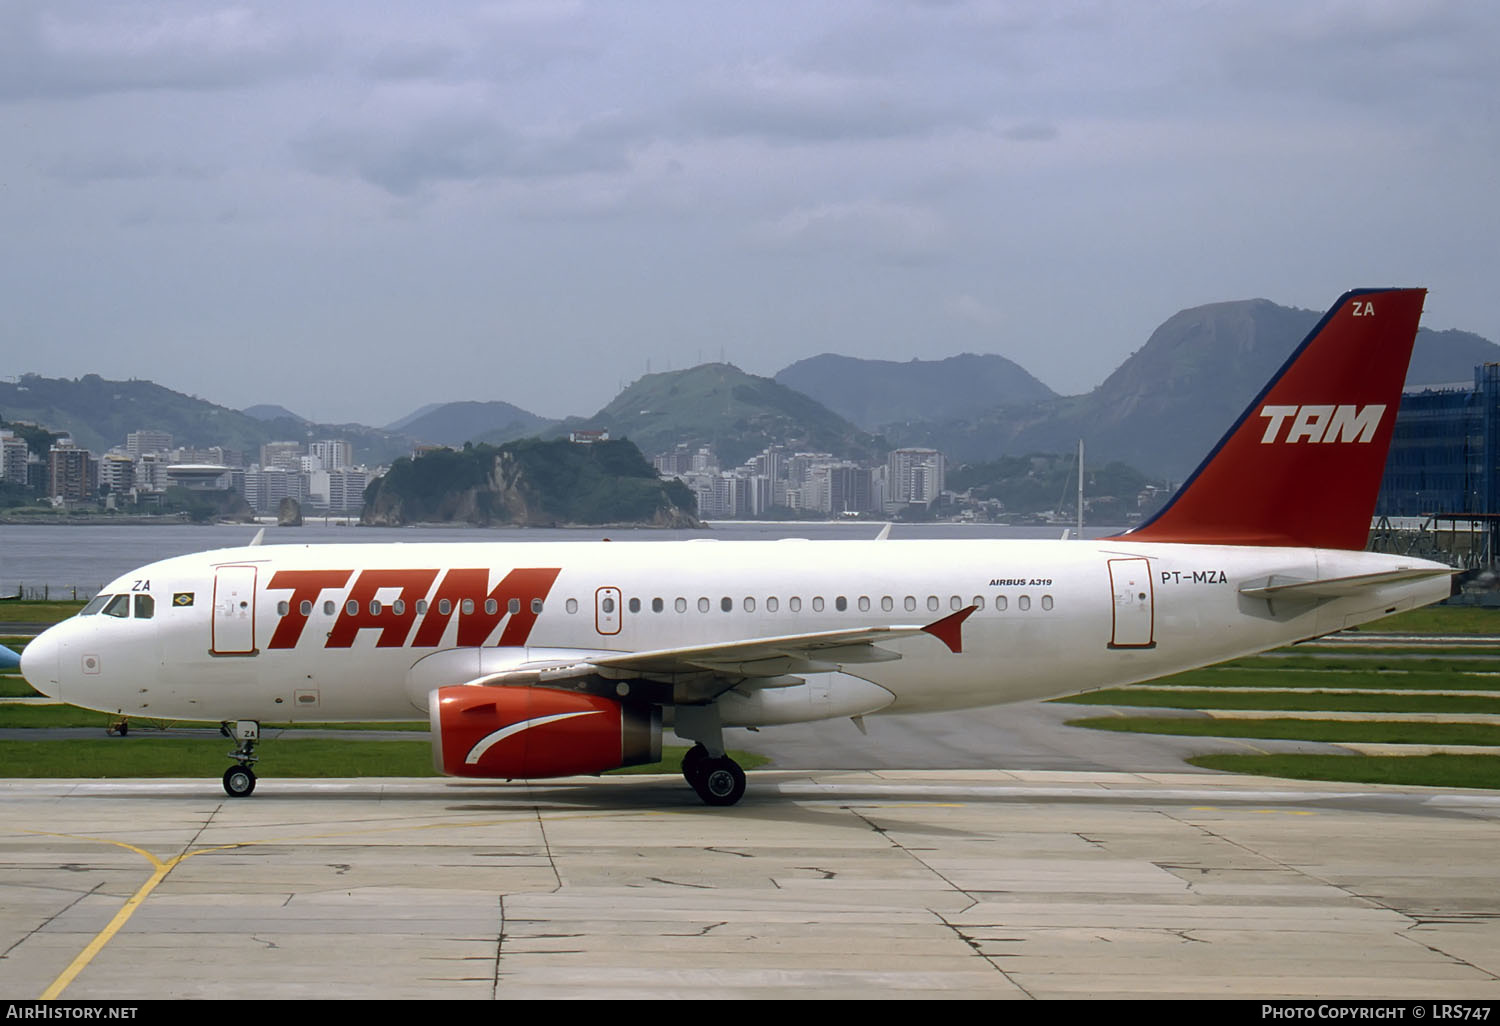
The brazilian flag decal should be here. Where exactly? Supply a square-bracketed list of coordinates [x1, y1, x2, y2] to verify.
[173, 593, 195, 608]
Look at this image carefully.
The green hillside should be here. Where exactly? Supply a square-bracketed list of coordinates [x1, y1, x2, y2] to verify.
[0, 374, 411, 466]
[362, 437, 699, 527]
[551, 363, 885, 467]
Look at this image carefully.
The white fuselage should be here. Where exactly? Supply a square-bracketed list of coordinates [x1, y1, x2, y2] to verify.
[23, 538, 1452, 728]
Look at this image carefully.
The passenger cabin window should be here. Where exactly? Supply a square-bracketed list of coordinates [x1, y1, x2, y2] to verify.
[675, 597, 687, 613]
[720, 597, 732, 612]
[300, 600, 313, 616]
[277, 601, 290, 616]
[324, 600, 336, 615]
[652, 598, 664, 613]
[905, 596, 916, 612]
[566, 598, 579, 614]
[509, 598, 521, 615]
[835, 596, 847, 612]
[629, 597, 640, 613]
[134, 595, 154, 619]
[532, 599, 544, 614]
[1041, 595, 1054, 611]
[766, 597, 778, 612]
[103, 594, 130, 618]
[1019, 595, 1031, 611]
[790, 597, 801, 612]
[812, 597, 824, 612]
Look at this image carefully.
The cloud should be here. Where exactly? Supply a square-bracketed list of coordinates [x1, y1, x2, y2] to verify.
[0, 1, 319, 101]
[679, 62, 974, 144]
[294, 105, 639, 196]
[749, 200, 951, 261]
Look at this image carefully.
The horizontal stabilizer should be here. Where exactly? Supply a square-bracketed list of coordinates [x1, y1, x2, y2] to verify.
[1238, 567, 1458, 600]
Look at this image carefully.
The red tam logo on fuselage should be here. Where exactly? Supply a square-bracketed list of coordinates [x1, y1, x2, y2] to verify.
[265, 567, 561, 649]
[1257, 404, 1385, 445]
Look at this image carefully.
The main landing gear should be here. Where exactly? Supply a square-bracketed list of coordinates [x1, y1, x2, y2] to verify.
[680, 743, 747, 807]
[675, 704, 747, 806]
[221, 720, 260, 797]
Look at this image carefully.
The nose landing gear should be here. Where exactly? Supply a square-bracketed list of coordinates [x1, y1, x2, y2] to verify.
[222, 720, 260, 797]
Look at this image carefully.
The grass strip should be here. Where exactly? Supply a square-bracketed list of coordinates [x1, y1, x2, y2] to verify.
[1059, 688, 1500, 713]
[0, 678, 44, 698]
[1067, 715, 1500, 745]
[1135, 669, 1500, 692]
[0, 601, 86, 625]
[0, 739, 766, 778]
[1228, 655, 1500, 671]
[1366, 608, 1500, 634]
[1187, 753, 1500, 790]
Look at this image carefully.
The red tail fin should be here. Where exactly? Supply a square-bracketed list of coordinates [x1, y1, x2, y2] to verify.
[1116, 288, 1426, 550]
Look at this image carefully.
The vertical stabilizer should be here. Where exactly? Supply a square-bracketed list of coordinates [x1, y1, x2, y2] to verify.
[1116, 288, 1425, 549]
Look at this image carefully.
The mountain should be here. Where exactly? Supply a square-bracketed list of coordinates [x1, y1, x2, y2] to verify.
[393, 400, 557, 448]
[242, 404, 308, 423]
[774, 352, 1057, 431]
[550, 363, 883, 468]
[1406, 328, 1500, 387]
[0, 374, 412, 466]
[885, 299, 1500, 480]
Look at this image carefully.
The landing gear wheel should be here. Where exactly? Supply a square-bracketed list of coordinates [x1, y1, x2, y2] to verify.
[223, 765, 257, 798]
[693, 757, 746, 807]
[681, 744, 709, 787]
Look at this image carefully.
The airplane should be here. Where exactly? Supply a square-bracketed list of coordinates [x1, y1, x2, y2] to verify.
[20, 288, 1455, 806]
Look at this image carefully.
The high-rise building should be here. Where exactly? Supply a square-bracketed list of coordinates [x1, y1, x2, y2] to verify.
[888, 448, 946, 508]
[260, 441, 304, 471]
[48, 439, 96, 501]
[309, 439, 354, 471]
[126, 430, 173, 459]
[0, 431, 29, 484]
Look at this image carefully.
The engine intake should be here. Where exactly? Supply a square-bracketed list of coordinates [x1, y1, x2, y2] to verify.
[429, 685, 660, 779]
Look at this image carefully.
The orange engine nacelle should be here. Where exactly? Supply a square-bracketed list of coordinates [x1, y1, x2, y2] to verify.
[429, 685, 661, 779]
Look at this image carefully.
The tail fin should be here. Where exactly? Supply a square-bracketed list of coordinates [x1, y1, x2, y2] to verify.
[1116, 288, 1425, 550]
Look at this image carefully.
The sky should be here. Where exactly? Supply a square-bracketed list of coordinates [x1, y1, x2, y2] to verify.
[2, 0, 1496, 427]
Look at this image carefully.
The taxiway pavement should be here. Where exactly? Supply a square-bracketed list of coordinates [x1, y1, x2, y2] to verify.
[3, 771, 1499, 1000]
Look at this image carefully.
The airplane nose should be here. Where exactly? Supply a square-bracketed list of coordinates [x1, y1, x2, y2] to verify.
[20, 628, 61, 700]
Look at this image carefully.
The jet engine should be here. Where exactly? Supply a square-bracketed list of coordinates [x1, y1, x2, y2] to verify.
[429, 685, 660, 779]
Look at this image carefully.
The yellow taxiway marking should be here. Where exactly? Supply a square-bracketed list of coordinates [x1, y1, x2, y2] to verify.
[34, 834, 248, 1000]
[29, 806, 643, 998]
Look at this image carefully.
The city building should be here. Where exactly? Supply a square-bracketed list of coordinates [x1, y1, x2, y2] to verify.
[126, 430, 173, 459]
[1376, 365, 1497, 518]
[47, 439, 96, 502]
[0, 431, 29, 484]
[887, 448, 946, 509]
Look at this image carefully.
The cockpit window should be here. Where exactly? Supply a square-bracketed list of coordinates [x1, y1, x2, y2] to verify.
[134, 594, 155, 620]
[102, 594, 131, 618]
[80, 595, 111, 616]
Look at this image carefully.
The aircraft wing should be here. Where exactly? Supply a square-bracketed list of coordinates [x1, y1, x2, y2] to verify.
[462, 605, 978, 687]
